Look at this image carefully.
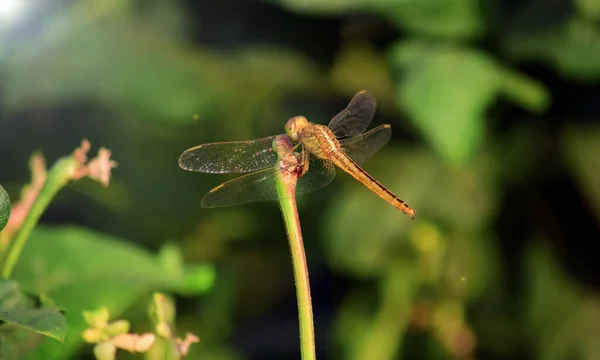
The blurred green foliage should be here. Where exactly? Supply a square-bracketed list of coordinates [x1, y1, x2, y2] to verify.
[525, 242, 600, 360]
[1, 0, 600, 359]
[505, 5, 600, 80]
[12, 226, 213, 359]
[391, 41, 548, 164]
[564, 127, 600, 224]
[272, 0, 484, 38]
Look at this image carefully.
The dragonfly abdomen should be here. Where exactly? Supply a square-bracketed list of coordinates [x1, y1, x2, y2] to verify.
[329, 151, 416, 219]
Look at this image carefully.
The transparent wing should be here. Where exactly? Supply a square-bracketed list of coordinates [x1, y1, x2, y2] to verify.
[201, 153, 336, 208]
[201, 168, 280, 207]
[296, 154, 336, 195]
[178, 135, 279, 174]
[327, 90, 377, 139]
[339, 124, 392, 165]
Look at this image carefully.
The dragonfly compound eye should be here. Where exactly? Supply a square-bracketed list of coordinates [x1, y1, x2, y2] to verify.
[285, 117, 300, 141]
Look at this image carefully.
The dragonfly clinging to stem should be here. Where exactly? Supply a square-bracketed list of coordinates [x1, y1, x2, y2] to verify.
[178, 90, 416, 219]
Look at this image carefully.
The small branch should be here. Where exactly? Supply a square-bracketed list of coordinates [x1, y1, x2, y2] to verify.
[1, 156, 77, 278]
[0, 140, 117, 279]
[273, 135, 316, 360]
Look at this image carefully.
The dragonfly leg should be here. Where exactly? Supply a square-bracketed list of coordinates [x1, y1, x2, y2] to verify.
[299, 148, 310, 178]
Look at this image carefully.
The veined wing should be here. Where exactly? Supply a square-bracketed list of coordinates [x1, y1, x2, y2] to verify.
[201, 168, 279, 207]
[339, 124, 392, 165]
[327, 90, 377, 139]
[179, 135, 279, 174]
[296, 153, 336, 195]
[201, 153, 336, 208]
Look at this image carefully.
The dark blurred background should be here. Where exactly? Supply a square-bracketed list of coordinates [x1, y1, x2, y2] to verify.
[1, 0, 600, 359]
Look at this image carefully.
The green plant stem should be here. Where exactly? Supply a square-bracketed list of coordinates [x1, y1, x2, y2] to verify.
[1, 157, 78, 278]
[276, 177, 316, 360]
[350, 260, 415, 360]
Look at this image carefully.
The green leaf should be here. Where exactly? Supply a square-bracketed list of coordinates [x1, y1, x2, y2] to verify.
[157, 243, 216, 294]
[380, 0, 483, 39]
[391, 42, 496, 164]
[505, 12, 600, 80]
[0, 185, 9, 232]
[268, 0, 365, 14]
[390, 40, 548, 164]
[552, 18, 600, 78]
[269, 0, 483, 39]
[0, 280, 66, 342]
[496, 66, 549, 113]
[12, 226, 214, 359]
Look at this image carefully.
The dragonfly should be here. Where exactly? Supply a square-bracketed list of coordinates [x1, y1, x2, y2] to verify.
[178, 90, 415, 219]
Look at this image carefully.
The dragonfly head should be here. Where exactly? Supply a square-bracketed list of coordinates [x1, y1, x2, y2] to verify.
[285, 116, 309, 142]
